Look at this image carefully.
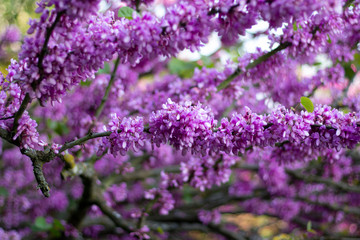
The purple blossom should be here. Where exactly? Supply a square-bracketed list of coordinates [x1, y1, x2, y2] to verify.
[101, 114, 145, 156]
[1, 25, 21, 43]
[0, 228, 21, 240]
[198, 209, 221, 225]
[13, 112, 46, 149]
[130, 225, 150, 240]
[149, 98, 216, 156]
[107, 183, 128, 202]
[145, 188, 175, 215]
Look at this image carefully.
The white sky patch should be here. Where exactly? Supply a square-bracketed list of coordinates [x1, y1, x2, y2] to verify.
[240, 20, 271, 53]
[300, 65, 317, 78]
[179, 21, 272, 61]
[315, 54, 333, 69]
[153, 4, 166, 18]
[178, 33, 222, 61]
[99, 0, 113, 12]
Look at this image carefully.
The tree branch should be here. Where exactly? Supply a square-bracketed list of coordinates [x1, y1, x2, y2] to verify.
[59, 131, 112, 153]
[236, 164, 360, 194]
[102, 165, 180, 187]
[68, 174, 97, 228]
[31, 11, 65, 91]
[286, 168, 360, 193]
[93, 197, 134, 233]
[11, 93, 31, 134]
[217, 42, 291, 91]
[295, 196, 360, 216]
[21, 148, 57, 197]
[94, 56, 121, 120]
[31, 157, 51, 197]
[66, 165, 134, 233]
[148, 214, 248, 240]
[12, 11, 65, 134]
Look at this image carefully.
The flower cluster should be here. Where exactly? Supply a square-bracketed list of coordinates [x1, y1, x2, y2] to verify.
[198, 209, 221, 225]
[149, 99, 360, 158]
[13, 112, 46, 149]
[101, 114, 145, 156]
[0, 228, 21, 240]
[214, 0, 258, 45]
[8, 0, 217, 104]
[180, 156, 234, 191]
[36, 0, 101, 19]
[0, 25, 21, 44]
[145, 188, 175, 215]
[1, 67, 46, 149]
[215, 107, 268, 154]
[149, 98, 216, 156]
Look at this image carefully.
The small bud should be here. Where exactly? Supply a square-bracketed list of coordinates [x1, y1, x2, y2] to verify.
[64, 153, 76, 169]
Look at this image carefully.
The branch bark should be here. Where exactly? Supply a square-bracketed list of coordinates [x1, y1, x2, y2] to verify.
[216, 42, 292, 91]
[12, 11, 65, 132]
[94, 56, 121, 119]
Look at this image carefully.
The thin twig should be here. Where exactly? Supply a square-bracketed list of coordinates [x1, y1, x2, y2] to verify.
[94, 56, 121, 119]
[236, 164, 360, 193]
[102, 165, 180, 187]
[12, 11, 64, 133]
[0, 115, 14, 120]
[59, 131, 112, 153]
[148, 214, 247, 240]
[12, 93, 31, 133]
[137, 197, 158, 230]
[295, 196, 360, 215]
[94, 197, 134, 233]
[217, 42, 291, 91]
[31, 11, 65, 90]
[286, 168, 360, 193]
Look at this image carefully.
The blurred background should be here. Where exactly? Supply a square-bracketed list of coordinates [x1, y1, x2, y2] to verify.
[1, 1, 360, 239]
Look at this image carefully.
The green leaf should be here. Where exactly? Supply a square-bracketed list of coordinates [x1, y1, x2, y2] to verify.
[157, 226, 164, 234]
[300, 97, 314, 113]
[327, 34, 332, 44]
[118, 7, 135, 20]
[32, 217, 52, 232]
[49, 219, 65, 237]
[98, 63, 110, 74]
[52, 219, 65, 231]
[80, 79, 92, 86]
[168, 58, 199, 78]
[342, 53, 360, 81]
[46, 119, 69, 136]
[0, 187, 8, 197]
[307, 221, 312, 231]
[200, 55, 214, 68]
[182, 186, 193, 204]
[306, 221, 317, 234]
[293, 22, 298, 31]
[343, 63, 356, 80]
